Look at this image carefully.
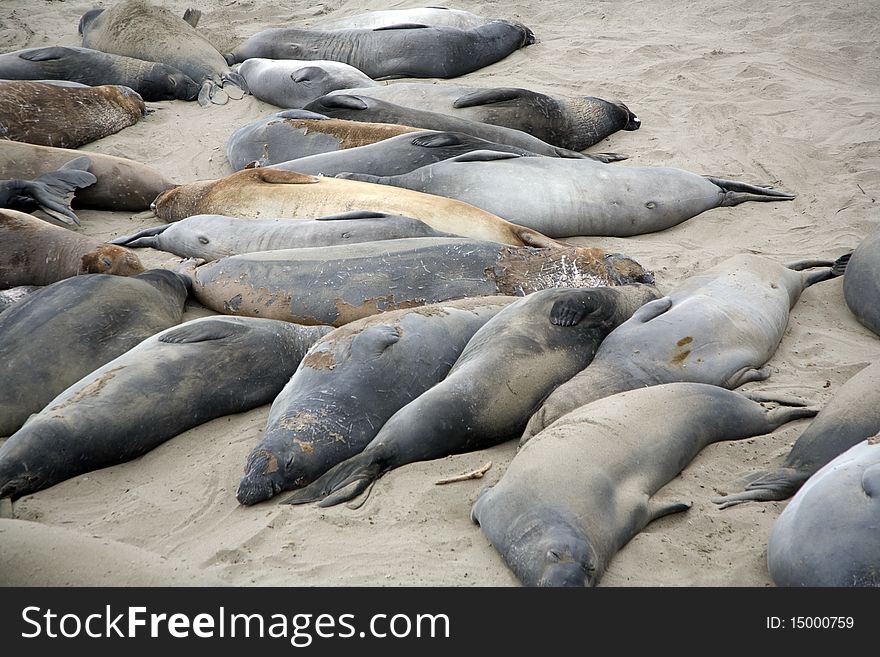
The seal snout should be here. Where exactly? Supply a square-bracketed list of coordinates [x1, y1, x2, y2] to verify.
[237, 450, 284, 505]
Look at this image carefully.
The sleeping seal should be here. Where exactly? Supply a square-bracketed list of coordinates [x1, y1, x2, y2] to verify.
[284, 284, 662, 508]
[843, 226, 880, 337]
[0, 316, 331, 499]
[311, 7, 506, 31]
[472, 383, 818, 586]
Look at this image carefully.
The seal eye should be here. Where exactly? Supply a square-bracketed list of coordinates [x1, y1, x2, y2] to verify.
[198, 236, 210, 244]
[546, 549, 562, 563]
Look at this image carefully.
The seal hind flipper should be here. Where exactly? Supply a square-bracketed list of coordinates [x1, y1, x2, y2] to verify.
[109, 224, 170, 248]
[713, 468, 804, 508]
[832, 252, 851, 276]
[452, 88, 526, 109]
[159, 318, 249, 344]
[14, 157, 97, 225]
[222, 71, 248, 97]
[785, 257, 847, 287]
[17, 46, 74, 62]
[706, 177, 796, 205]
[182, 8, 201, 28]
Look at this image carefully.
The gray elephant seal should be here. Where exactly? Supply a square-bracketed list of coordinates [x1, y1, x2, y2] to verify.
[330, 84, 640, 151]
[521, 254, 845, 442]
[304, 95, 593, 158]
[843, 226, 880, 337]
[0, 316, 331, 500]
[0, 46, 199, 101]
[768, 436, 880, 586]
[0, 140, 176, 211]
[224, 21, 535, 79]
[0, 156, 96, 225]
[0, 268, 188, 437]
[237, 296, 514, 505]
[80, 0, 246, 105]
[184, 237, 651, 327]
[226, 109, 419, 170]
[312, 7, 505, 31]
[472, 383, 818, 586]
[285, 285, 662, 508]
[342, 150, 796, 238]
[0, 80, 145, 149]
[237, 58, 376, 108]
[714, 359, 880, 507]
[112, 211, 454, 260]
[0, 209, 144, 287]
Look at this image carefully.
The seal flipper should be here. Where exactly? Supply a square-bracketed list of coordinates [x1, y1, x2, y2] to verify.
[371, 23, 431, 31]
[628, 296, 673, 323]
[647, 498, 691, 522]
[276, 109, 329, 120]
[17, 46, 74, 62]
[222, 71, 248, 98]
[445, 150, 523, 163]
[314, 210, 392, 221]
[863, 461, 880, 498]
[314, 94, 369, 111]
[282, 453, 383, 507]
[182, 8, 201, 28]
[707, 177, 796, 205]
[713, 468, 804, 509]
[255, 169, 320, 185]
[109, 224, 170, 247]
[290, 66, 329, 84]
[10, 156, 97, 226]
[785, 255, 848, 287]
[549, 294, 598, 327]
[159, 318, 249, 344]
[410, 132, 467, 148]
[452, 88, 526, 108]
[350, 324, 400, 360]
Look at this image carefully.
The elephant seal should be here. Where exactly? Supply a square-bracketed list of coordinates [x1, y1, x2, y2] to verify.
[714, 359, 880, 507]
[237, 296, 514, 505]
[843, 226, 880, 337]
[0, 316, 331, 500]
[312, 7, 505, 31]
[0, 140, 176, 211]
[224, 21, 535, 80]
[0, 209, 144, 287]
[767, 436, 880, 587]
[285, 284, 662, 508]
[150, 167, 566, 249]
[472, 383, 819, 587]
[304, 95, 594, 159]
[226, 109, 419, 170]
[0, 46, 199, 101]
[341, 150, 797, 238]
[237, 58, 376, 108]
[0, 156, 96, 226]
[521, 255, 846, 442]
[330, 84, 640, 151]
[0, 268, 188, 437]
[112, 211, 454, 260]
[79, 0, 246, 105]
[0, 286, 38, 314]
[183, 237, 652, 327]
[0, 80, 145, 148]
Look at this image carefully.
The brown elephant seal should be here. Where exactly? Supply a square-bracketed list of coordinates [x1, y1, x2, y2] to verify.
[79, 0, 246, 105]
[0, 268, 189, 437]
[330, 84, 640, 151]
[237, 296, 514, 505]
[341, 150, 796, 238]
[767, 436, 880, 587]
[226, 109, 419, 170]
[311, 7, 506, 31]
[0, 80, 145, 148]
[714, 359, 880, 507]
[0, 209, 144, 287]
[182, 237, 653, 327]
[151, 167, 565, 249]
[284, 284, 662, 508]
[112, 211, 455, 260]
[0, 316, 331, 500]
[0, 46, 200, 101]
[843, 226, 880, 337]
[0, 140, 176, 211]
[224, 21, 535, 80]
[0, 156, 96, 226]
[472, 383, 819, 587]
[521, 254, 846, 443]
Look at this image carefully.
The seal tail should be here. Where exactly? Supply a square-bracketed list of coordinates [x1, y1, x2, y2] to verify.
[109, 224, 169, 247]
[707, 177, 796, 205]
[281, 454, 382, 508]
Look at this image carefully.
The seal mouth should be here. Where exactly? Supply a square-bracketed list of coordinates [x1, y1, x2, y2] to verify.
[236, 475, 282, 506]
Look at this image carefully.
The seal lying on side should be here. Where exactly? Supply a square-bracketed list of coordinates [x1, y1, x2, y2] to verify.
[285, 285, 662, 508]
[0, 156, 96, 225]
[0, 46, 199, 101]
[226, 109, 419, 170]
[112, 211, 454, 260]
[472, 383, 819, 587]
[312, 7, 505, 31]
[237, 296, 514, 505]
[0, 209, 144, 287]
[521, 254, 845, 442]
[0, 316, 331, 500]
[0, 140, 176, 211]
[0, 269, 189, 437]
[79, 0, 246, 105]
[0, 80, 145, 149]
[767, 436, 880, 587]
[341, 150, 796, 238]
[304, 95, 593, 159]
[224, 21, 535, 80]
[330, 84, 640, 151]
[236, 58, 376, 109]
[843, 226, 880, 337]
[714, 359, 880, 507]
[183, 238, 652, 327]
[150, 167, 566, 249]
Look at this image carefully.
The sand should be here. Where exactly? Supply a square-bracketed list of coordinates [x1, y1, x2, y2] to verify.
[0, 0, 878, 587]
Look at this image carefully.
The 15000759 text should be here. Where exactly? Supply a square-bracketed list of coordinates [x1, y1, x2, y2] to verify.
[766, 617, 854, 630]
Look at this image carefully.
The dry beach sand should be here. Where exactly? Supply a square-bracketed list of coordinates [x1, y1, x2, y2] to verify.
[0, 0, 878, 587]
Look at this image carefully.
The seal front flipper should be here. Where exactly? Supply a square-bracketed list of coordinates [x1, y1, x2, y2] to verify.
[314, 210, 392, 221]
[452, 88, 526, 108]
[629, 296, 673, 323]
[17, 46, 75, 62]
[255, 169, 320, 185]
[109, 224, 170, 247]
[445, 150, 523, 163]
[350, 324, 401, 360]
[222, 71, 248, 98]
[275, 109, 329, 121]
[647, 498, 691, 522]
[371, 23, 431, 30]
[724, 365, 771, 388]
[549, 295, 599, 327]
[315, 94, 369, 111]
[159, 318, 249, 344]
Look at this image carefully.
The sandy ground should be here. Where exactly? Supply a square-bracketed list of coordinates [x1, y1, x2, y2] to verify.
[0, 0, 878, 587]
